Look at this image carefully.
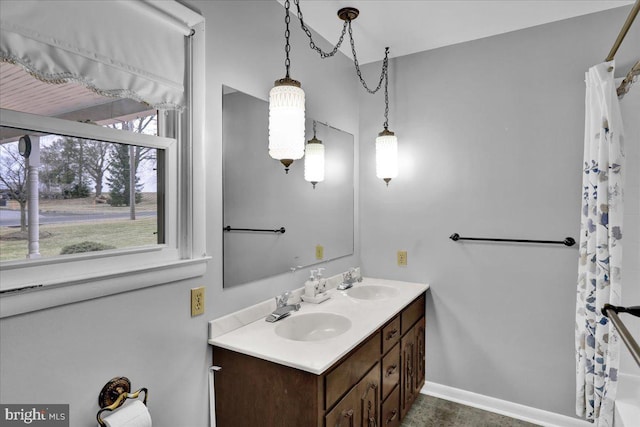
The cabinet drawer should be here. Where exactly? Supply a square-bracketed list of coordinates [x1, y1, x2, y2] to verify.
[325, 331, 381, 410]
[382, 315, 400, 355]
[381, 343, 400, 400]
[382, 385, 400, 427]
[401, 294, 425, 335]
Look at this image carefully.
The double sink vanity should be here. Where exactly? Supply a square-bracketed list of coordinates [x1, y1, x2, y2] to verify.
[208, 277, 429, 426]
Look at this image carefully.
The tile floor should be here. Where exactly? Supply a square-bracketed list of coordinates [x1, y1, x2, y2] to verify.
[401, 395, 541, 427]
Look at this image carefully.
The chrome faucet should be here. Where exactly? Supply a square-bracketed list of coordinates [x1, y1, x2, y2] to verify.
[337, 268, 362, 290]
[265, 291, 301, 323]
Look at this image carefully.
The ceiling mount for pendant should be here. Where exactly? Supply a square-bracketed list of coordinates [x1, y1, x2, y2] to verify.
[337, 7, 359, 22]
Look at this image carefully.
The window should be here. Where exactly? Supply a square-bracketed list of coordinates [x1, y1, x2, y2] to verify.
[0, 115, 163, 262]
[0, 108, 201, 299]
[0, 1, 206, 317]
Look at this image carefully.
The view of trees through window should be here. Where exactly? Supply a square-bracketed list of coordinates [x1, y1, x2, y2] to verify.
[0, 114, 161, 262]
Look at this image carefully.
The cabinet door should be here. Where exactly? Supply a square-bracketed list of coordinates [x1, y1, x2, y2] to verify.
[400, 331, 415, 419]
[358, 364, 380, 427]
[326, 363, 380, 427]
[414, 317, 426, 394]
[326, 391, 358, 427]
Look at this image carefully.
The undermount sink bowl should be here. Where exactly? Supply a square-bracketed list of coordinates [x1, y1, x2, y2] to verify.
[274, 313, 351, 341]
[347, 285, 399, 300]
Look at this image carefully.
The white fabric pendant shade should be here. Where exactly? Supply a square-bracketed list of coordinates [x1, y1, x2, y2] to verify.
[0, 0, 194, 110]
[304, 138, 325, 187]
[375, 130, 398, 184]
[268, 80, 306, 172]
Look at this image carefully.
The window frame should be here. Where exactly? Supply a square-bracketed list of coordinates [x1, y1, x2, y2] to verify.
[0, 102, 207, 317]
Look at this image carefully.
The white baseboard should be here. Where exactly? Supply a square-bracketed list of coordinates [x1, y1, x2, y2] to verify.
[421, 381, 591, 427]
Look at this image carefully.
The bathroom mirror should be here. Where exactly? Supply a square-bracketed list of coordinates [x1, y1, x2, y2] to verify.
[222, 86, 354, 287]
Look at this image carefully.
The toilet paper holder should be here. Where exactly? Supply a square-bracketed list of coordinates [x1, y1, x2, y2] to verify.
[97, 377, 148, 426]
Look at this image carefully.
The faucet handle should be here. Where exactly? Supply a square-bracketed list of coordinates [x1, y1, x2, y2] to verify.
[275, 291, 291, 307]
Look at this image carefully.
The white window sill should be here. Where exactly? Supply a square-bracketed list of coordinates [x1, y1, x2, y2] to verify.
[0, 256, 210, 318]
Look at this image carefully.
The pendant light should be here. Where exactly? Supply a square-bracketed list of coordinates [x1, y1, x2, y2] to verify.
[304, 121, 325, 189]
[269, 0, 305, 174]
[376, 49, 398, 186]
[287, 3, 400, 184]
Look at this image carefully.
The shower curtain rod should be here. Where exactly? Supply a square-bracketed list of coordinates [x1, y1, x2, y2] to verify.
[602, 304, 640, 367]
[606, 0, 640, 97]
[605, 0, 639, 62]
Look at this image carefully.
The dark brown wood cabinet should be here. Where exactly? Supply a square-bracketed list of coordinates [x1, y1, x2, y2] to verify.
[414, 317, 426, 394]
[399, 294, 426, 419]
[212, 292, 425, 427]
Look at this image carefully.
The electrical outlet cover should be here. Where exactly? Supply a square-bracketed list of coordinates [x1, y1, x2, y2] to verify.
[397, 250, 408, 266]
[191, 287, 205, 316]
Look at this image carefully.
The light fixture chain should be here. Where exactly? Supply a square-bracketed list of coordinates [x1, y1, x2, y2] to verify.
[284, 0, 292, 77]
[348, 22, 388, 95]
[384, 58, 389, 129]
[293, 0, 348, 59]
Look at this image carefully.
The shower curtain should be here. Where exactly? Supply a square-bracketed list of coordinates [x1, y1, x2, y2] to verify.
[575, 61, 624, 426]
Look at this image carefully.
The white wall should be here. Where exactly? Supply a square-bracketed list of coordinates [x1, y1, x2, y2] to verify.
[358, 6, 639, 419]
[0, 1, 359, 426]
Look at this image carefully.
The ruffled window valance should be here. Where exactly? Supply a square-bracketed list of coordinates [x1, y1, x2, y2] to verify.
[0, 0, 202, 111]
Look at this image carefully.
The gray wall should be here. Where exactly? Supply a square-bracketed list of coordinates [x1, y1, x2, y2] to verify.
[0, 1, 359, 426]
[1, 2, 637, 426]
[358, 6, 639, 418]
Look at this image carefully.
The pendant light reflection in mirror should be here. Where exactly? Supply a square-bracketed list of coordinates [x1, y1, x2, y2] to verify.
[304, 120, 325, 188]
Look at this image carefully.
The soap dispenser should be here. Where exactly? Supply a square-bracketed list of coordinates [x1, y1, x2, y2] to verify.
[304, 270, 317, 298]
[301, 269, 330, 304]
[317, 267, 327, 294]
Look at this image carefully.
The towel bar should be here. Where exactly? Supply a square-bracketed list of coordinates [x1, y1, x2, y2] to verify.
[224, 226, 286, 234]
[449, 233, 575, 246]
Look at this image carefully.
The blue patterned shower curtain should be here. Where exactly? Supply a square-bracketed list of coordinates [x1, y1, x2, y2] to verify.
[575, 61, 625, 426]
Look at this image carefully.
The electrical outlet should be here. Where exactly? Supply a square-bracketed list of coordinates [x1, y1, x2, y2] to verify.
[191, 286, 205, 316]
[315, 244, 324, 260]
[397, 250, 408, 266]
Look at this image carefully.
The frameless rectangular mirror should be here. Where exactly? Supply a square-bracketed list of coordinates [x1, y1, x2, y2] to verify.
[222, 85, 354, 287]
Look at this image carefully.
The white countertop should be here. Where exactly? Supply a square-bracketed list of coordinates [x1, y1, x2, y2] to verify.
[208, 277, 429, 375]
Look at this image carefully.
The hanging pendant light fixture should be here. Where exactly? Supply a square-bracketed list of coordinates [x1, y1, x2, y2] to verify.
[304, 121, 325, 189]
[375, 48, 398, 186]
[269, 0, 305, 174]
[289, 3, 400, 184]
